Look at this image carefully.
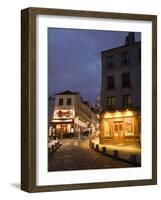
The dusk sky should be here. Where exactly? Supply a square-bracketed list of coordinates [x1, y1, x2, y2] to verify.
[48, 28, 141, 105]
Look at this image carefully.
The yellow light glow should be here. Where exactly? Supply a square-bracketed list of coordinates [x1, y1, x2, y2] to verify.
[103, 110, 135, 119]
[52, 119, 73, 122]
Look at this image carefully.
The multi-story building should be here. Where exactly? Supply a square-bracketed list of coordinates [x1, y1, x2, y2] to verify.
[100, 33, 141, 146]
[48, 95, 55, 123]
[50, 90, 98, 137]
[48, 95, 55, 138]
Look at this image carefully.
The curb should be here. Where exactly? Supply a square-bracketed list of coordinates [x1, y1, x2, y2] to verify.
[89, 140, 141, 166]
[48, 140, 63, 155]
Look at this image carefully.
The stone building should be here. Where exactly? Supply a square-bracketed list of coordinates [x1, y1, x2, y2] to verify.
[50, 90, 98, 137]
[100, 32, 141, 146]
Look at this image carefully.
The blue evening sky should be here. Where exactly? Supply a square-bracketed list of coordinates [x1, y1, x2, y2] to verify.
[48, 28, 141, 104]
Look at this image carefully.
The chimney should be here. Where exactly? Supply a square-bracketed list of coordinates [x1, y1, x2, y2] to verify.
[125, 32, 135, 46]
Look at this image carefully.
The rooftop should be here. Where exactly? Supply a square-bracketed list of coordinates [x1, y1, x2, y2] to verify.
[55, 90, 79, 95]
[54, 90, 95, 112]
[101, 41, 141, 54]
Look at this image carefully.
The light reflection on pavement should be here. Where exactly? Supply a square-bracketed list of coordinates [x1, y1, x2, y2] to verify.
[48, 137, 133, 172]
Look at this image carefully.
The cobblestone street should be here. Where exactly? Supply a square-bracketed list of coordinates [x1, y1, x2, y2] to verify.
[48, 137, 133, 171]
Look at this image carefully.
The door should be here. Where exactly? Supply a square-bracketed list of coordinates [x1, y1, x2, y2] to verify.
[61, 124, 67, 133]
[113, 122, 124, 145]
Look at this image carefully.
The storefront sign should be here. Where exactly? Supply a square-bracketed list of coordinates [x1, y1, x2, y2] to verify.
[54, 109, 74, 118]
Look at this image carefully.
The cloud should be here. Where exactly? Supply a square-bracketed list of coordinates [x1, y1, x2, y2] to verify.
[48, 28, 141, 103]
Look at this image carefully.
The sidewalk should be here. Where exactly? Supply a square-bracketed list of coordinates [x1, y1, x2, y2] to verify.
[48, 139, 63, 154]
[90, 138, 141, 166]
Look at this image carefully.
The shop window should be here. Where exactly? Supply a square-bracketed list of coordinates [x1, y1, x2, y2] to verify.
[104, 120, 111, 137]
[115, 124, 118, 132]
[119, 124, 123, 131]
[124, 117, 134, 136]
[109, 121, 113, 137]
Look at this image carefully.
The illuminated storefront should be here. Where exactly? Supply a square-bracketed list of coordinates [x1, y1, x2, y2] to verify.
[51, 109, 90, 136]
[51, 109, 73, 135]
[49, 90, 99, 138]
[99, 110, 141, 146]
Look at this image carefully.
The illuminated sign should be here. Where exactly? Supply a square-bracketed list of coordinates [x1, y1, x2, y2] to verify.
[52, 119, 73, 122]
[54, 109, 74, 119]
[103, 110, 135, 119]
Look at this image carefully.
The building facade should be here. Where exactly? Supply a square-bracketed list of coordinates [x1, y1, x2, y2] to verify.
[100, 33, 141, 146]
[48, 95, 55, 123]
[50, 90, 98, 138]
[48, 95, 55, 137]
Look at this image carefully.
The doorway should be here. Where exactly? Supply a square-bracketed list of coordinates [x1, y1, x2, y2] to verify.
[113, 121, 124, 145]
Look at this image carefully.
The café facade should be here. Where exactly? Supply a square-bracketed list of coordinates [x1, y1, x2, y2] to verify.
[99, 110, 141, 146]
[49, 90, 98, 137]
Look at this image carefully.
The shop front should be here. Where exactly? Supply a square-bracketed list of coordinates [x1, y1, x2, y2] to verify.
[50, 105, 98, 138]
[51, 118, 90, 137]
[55, 123, 73, 134]
[99, 110, 141, 146]
[52, 119, 74, 138]
[51, 108, 75, 137]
